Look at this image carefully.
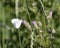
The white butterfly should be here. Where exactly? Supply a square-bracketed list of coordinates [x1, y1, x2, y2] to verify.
[11, 19, 23, 29]
[52, 28, 56, 33]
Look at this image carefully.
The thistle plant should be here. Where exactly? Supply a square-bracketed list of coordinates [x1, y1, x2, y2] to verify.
[0, 0, 60, 48]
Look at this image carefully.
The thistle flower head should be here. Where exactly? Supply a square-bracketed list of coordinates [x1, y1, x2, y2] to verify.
[49, 10, 52, 16]
[32, 21, 36, 25]
[32, 21, 39, 30]
[32, 2, 37, 7]
[47, 10, 53, 19]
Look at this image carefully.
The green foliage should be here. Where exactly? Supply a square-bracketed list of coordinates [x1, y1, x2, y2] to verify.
[0, 0, 60, 48]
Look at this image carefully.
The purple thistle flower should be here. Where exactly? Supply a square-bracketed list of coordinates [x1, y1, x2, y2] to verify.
[49, 10, 53, 16]
[47, 10, 53, 19]
[32, 21, 39, 29]
[32, 21, 36, 25]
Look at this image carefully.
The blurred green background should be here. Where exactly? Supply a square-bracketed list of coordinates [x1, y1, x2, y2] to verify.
[0, 0, 60, 48]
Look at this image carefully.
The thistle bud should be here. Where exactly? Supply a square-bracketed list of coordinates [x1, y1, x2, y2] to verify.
[38, 21, 42, 27]
[32, 2, 37, 7]
[39, 30, 43, 33]
[23, 20, 32, 31]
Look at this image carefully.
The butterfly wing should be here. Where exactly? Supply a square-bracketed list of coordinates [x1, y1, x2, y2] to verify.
[11, 19, 22, 28]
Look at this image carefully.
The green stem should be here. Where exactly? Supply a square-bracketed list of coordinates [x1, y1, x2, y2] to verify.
[15, 0, 19, 18]
[18, 29, 22, 48]
[24, 0, 34, 48]
[15, 0, 21, 48]
[2, 1, 6, 48]
[39, 0, 48, 29]
[24, 0, 32, 26]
